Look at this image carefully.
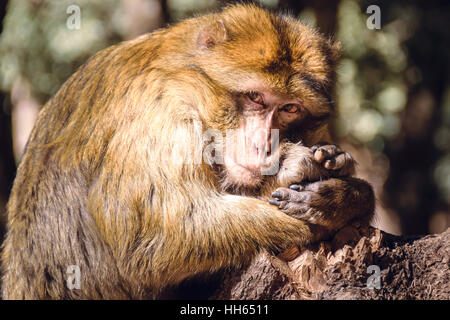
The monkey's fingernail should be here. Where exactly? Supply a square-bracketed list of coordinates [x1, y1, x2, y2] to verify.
[314, 150, 325, 163]
[271, 191, 282, 198]
[269, 199, 281, 206]
[290, 184, 300, 191]
[324, 159, 336, 169]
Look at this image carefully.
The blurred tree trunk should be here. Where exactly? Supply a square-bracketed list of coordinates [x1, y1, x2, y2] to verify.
[0, 0, 15, 241]
[10, 78, 40, 162]
[0, 93, 16, 241]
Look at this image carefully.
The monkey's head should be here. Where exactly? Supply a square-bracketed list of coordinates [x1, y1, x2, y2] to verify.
[185, 5, 341, 189]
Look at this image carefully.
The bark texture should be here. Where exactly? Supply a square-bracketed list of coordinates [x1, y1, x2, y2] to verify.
[211, 225, 450, 300]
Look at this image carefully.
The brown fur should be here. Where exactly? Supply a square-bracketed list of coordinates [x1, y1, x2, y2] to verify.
[1, 4, 373, 299]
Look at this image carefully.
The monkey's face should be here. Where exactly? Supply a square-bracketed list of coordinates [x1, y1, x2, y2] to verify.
[192, 6, 340, 188]
[222, 88, 308, 188]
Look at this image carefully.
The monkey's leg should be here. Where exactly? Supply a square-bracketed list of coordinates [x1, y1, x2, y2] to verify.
[269, 177, 375, 231]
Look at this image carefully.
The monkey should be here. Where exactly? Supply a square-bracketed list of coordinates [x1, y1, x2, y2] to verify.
[0, 4, 374, 299]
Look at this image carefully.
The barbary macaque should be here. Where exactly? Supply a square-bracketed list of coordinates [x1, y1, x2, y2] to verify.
[1, 4, 374, 299]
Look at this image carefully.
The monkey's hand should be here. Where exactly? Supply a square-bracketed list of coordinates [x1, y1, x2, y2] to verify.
[269, 177, 375, 231]
[311, 143, 356, 177]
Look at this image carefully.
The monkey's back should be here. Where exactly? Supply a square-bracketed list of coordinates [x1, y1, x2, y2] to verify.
[0, 30, 172, 299]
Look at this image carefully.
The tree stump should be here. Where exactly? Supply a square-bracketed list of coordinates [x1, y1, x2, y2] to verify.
[211, 225, 450, 300]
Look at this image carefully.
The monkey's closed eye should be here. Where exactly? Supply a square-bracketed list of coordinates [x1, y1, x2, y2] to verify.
[246, 91, 264, 105]
[281, 104, 301, 113]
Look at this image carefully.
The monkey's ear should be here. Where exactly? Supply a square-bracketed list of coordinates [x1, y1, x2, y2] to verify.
[197, 19, 227, 49]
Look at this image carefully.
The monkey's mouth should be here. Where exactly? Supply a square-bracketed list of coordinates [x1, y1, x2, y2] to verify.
[224, 153, 278, 188]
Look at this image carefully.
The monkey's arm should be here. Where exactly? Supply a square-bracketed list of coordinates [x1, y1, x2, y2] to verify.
[156, 194, 319, 275]
[91, 188, 320, 291]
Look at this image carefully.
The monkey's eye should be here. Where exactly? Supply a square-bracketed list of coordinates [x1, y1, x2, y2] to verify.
[246, 91, 264, 105]
[281, 104, 301, 113]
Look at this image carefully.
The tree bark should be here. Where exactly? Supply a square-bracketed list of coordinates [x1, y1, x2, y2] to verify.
[211, 225, 450, 300]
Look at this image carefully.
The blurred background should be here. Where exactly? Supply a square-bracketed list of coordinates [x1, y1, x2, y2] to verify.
[0, 0, 449, 241]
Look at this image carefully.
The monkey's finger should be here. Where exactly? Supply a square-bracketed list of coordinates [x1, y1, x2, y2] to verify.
[313, 145, 342, 163]
[269, 199, 291, 211]
[324, 154, 342, 170]
[275, 191, 325, 222]
[271, 187, 291, 200]
[325, 152, 355, 173]
[289, 184, 304, 191]
[314, 149, 327, 163]
[323, 158, 336, 169]
[269, 199, 282, 206]
[272, 188, 315, 204]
